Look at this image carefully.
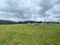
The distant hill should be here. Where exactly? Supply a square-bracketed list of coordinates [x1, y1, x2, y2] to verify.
[0, 20, 18, 24]
[0, 20, 60, 24]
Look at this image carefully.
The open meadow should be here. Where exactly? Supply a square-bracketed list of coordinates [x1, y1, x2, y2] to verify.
[0, 23, 60, 45]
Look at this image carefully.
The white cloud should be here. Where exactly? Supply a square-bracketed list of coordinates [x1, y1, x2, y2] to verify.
[45, 4, 60, 22]
[0, 0, 60, 22]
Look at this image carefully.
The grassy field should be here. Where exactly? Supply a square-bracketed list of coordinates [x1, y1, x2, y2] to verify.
[0, 23, 60, 45]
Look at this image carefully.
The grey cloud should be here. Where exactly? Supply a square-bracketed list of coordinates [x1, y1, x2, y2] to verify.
[0, 0, 60, 22]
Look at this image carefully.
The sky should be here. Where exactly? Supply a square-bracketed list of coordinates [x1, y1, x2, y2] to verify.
[0, 0, 60, 22]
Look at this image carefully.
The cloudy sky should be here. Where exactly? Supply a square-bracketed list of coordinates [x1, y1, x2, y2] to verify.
[0, 0, 60, 22]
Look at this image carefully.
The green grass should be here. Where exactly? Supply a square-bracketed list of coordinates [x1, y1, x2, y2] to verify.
[0, 23, 60, 45]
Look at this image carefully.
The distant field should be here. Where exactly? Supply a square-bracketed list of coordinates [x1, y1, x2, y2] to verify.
[0, 24, 60, 45]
